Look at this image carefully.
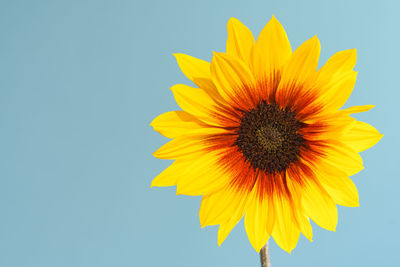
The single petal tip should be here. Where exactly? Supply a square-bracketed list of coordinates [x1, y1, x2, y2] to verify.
[311, 35, 319, 41]
[169, 84, 179, 92]
[212, 51, 222, 57]
[227, 17, 238, 24]
[267, 15, 282, 26]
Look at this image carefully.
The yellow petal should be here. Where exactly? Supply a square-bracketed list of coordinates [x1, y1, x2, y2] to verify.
[286, 178, 313, 241]
[210, 52, 256, 108]
[176, 152, 231, 196]
[244, 193, 275, 252]
[218, 222, 239, 246]
[199, 185, 251, 227]
[153, 138, 205, 160]
[276, 36, 320, 100]
[152, 128, 225, 159]
[253, 15, 292, 81]
[171, 84, 220, 126]
[318, 71, 358, 111]
[217, 189, 253, 246]
[321, 140, 364, 176]
[271, 195, 300, 253]
[226, 17, 255, 67]
[150, 160, 191, 188]
[341, 105, 375, 114]
[150, 111, 204, 139]
[191, 77, 221, 100]
[317, 172, 359, 207]
[174, 53, 210, 82]
[301, 179, 338, 231]
[342, 121, 383, 152]
[314, 49, 358, 110]
[174, 54, 221, 99]
[296, 214, 313, 241]
[301, 112, 355, 141]
[318, 49, 357, 80]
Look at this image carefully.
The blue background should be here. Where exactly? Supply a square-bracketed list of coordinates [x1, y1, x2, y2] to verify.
[0, 0, 397, 266]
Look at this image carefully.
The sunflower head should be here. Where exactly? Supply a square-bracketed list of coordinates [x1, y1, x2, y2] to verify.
[150, 15, 383, 253]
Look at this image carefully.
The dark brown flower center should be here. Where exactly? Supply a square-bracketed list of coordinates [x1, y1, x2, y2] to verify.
[235, 101, 305, 173]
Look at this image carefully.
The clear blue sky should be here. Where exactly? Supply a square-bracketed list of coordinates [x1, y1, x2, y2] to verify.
[0, 0, 397, 266]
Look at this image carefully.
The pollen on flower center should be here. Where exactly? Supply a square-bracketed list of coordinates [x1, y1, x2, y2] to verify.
[256, 125, 284, 152]
[235, 101, 305, 173]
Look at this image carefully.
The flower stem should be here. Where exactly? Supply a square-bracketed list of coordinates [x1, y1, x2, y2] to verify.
[260, 242, 271, 267]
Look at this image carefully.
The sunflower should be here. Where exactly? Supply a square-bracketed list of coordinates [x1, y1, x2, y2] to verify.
[150, 16, 383, 253]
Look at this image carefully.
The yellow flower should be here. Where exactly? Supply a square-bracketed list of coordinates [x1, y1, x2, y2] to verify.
[150, 16, 383, 253]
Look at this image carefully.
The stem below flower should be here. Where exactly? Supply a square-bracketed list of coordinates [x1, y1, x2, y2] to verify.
[260, 242, 271, 267]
